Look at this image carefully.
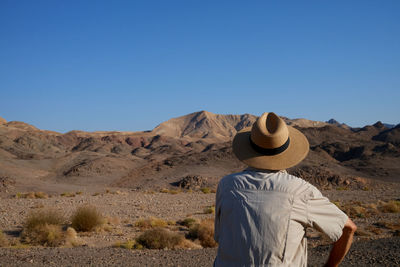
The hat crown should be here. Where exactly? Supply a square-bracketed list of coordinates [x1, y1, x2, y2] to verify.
[250, 112, 289, 149]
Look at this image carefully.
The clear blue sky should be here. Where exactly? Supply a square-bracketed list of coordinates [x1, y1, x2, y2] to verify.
[1, 0, 399, 132]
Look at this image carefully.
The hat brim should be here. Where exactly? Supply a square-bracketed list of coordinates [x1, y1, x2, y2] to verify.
[232, 126, 309, 170]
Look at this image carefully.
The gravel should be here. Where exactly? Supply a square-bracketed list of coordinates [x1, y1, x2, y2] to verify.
[0, 237, 399, 266]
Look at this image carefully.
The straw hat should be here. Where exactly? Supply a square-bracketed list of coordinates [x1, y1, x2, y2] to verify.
[232, 112, 309, 170]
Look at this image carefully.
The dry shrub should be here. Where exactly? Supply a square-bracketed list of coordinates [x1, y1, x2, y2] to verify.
[21, 209, 65, 246]
[65, 227, 82, 247]
[0, 230, 9, 247]
[338, 202, 378, 218]
[379, 200, 400, 213]
[61, 192, 76, 197]
[21, 224, 64, 247]
[179, 217, 198, 228]
[159, 188, 180, 194]
[177, 238, 202, 249]
[15, 192, 48, 199]
[354, 228, 371, 237]
[24, 210, 64, 232]
[375, 221, 400, 231]
[201, 187, 211, 194]
[188, 219, 217, 248]
[204, 206, 215, 214]
[136, 228, 184, 249]
[34, 192, 48, 199]
[135, 217, 167, 230]
[365, 225, 383, 235]
[71, 205, 103, 232]
[113, 240, 143, 250]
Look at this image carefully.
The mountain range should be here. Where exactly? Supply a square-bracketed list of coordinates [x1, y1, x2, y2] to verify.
[0, 111, 399, 193]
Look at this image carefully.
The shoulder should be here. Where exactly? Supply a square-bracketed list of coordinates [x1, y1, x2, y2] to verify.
[218, 170, 248, 187]
[270, 172, 321, 197]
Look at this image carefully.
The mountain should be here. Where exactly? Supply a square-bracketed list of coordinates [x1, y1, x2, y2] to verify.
[326, 119, 351, 129]
[152, 111, 256, 141]
[0, 111, 399, 194]
[0, 116, 6, 125]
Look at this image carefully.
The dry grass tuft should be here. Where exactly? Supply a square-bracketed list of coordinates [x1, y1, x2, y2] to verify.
[188, 219, 218, 248]
[337, 201, 379, 218]
[159, 188, 181, 194]
[21, 223, 64, 247]
[200, 187, 211, 194]
[135, 217, 168, 230]
[179, 217, 198, 228]
[23, 210, 65, 231]
[65, 227, 82, 247]
[61, 192, 76, 197]
[203, 206, 215, 214]
[71, 205, 103, 232]
[375, 221, 400, 231]
[177, 238, 202, 249]
[160, 188, 170, 193]
[379, 200, 400, 213]
[113, 240, 143, 250]
[15, 191, 48, 199]
[136, 228, 184, 249]
[0, 230, 9, 247]
[21, 209, 65, 246]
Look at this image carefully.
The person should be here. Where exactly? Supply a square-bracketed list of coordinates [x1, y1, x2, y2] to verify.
[214, 112, 357, 267]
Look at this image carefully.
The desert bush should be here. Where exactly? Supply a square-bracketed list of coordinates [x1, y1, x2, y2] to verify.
[354, 228, 371, 237]
[113, 240, 143, 250]
[179, 217, 198, 228]
[188, 219, 217, 248]
[159, 188, 180, 194]
[15, 191, 48, 199]
[136, 228, 184, 249]
[336, 186, 349, 191]
[21, 209, 65, 247]
[365, 225, 383, 235]
[379, 200, 400, 213]
[61, 192, 76, 197]
[71, 205, 103, 232]
[21, 224, 63, 247]
[204, 206, 215, 214]
[65, 227, 81, 247]
[0, 230, 9, 247]
[200, 187, 211, 194]
[135, 217, 167, 230]
[33, 192, 48, 199]
[24, 210, 65, 231]
[375, 221, 400, 230]
[338, 202, 378, 218]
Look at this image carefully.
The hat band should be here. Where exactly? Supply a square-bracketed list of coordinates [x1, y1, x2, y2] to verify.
[249, 137, 290, 156]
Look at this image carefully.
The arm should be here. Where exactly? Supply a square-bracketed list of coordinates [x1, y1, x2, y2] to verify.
[325, 218, 357, 267]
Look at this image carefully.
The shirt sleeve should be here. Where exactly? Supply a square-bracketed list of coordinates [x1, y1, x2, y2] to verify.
[306, 188, 348, 242]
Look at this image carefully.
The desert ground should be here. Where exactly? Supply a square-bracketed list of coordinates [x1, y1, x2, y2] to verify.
[0, 111, 399, 266]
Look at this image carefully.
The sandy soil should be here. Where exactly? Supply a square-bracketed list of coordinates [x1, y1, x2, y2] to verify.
[1, 187, 399, 266]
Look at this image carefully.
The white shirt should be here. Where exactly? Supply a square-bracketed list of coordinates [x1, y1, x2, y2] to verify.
[214, 169, 348, 267]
